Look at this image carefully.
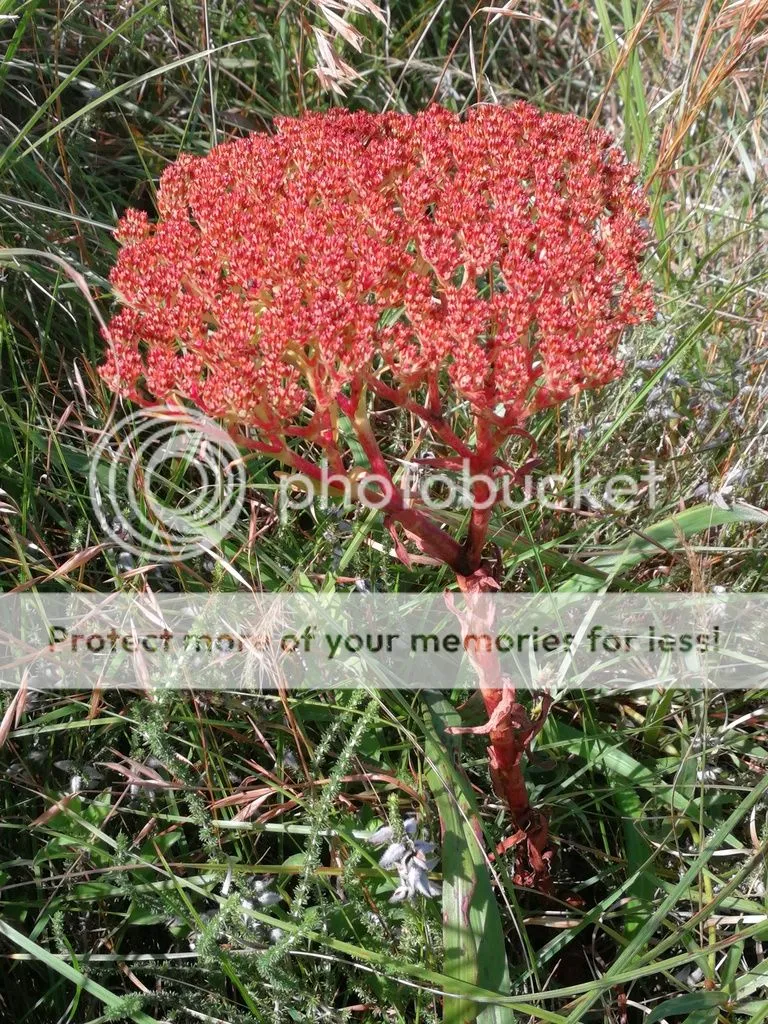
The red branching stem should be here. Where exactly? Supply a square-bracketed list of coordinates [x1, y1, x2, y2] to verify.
[462, 420, 496, 572]
[226, 428, 283, 456]
[364, 376, 476, 461]
[232, 430, 320, 476]
[387, 506, 471, 574]
[345, 390, 473, 571]
[348, 387, 395, 483]
[233, 425, 470, 571]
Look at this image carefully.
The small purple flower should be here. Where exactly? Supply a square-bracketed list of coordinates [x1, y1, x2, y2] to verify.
[354, 816, 441, 903]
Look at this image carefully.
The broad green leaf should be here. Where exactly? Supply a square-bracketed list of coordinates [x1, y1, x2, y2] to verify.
[645, 992, 726, 1024]
[422, 691, 515, 1024]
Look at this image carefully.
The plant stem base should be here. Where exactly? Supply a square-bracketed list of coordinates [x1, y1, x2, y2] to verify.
[448, 566, 554, 891]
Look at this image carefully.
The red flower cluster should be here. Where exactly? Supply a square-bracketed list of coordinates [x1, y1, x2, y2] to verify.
[103, 103, 653, 446]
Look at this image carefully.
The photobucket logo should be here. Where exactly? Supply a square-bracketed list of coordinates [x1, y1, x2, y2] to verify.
[89, 406, 246, 562]
[278, 456, 660, 520]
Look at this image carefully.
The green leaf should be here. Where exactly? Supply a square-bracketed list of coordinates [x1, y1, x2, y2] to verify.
[422, 692, 515, 1024]
[645, 992, 727, 1024]
[562, 503, 768, 591]
[547, 719, 744, 849]
[610, 782, 657, 940]
[562, 772, 768, 1023]
[0, 919, 164, 1024]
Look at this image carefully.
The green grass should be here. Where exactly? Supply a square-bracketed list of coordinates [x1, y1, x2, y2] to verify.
[1, 1, 768, 1022]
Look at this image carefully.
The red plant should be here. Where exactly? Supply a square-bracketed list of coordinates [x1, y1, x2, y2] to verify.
[101, 103, 654, 886]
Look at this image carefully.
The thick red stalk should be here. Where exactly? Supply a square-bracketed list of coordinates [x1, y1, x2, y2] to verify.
[364, 376, 476, 461]
[387, 506, 472, 575]
[463, 423, 496, 573]
[454, 598, 530, 813]
[447, 573, 552, 887]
